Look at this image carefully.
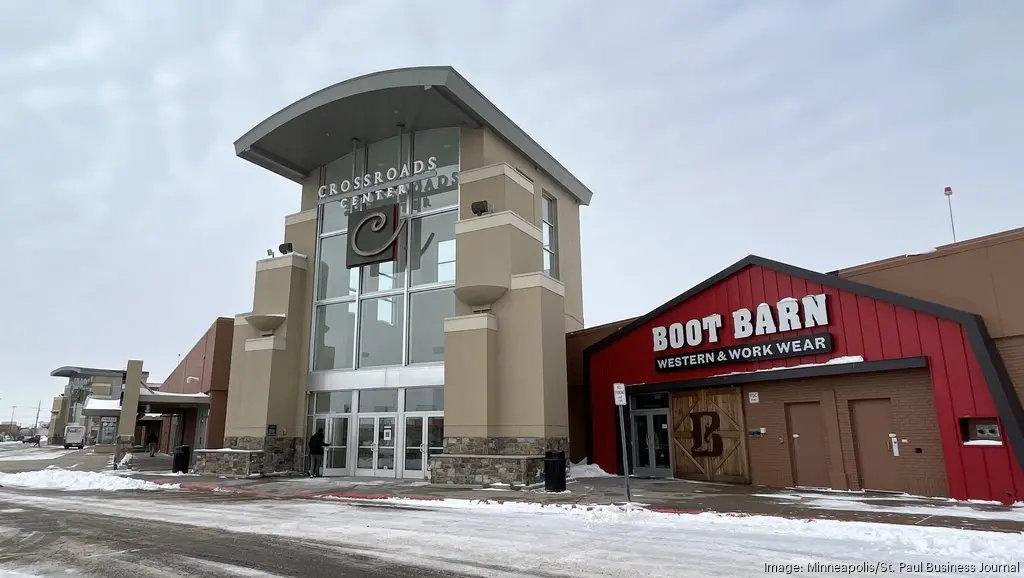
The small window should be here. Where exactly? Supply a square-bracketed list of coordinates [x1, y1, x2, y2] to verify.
[959, 417, 1002, 446]
[313, 391, 353, 414]
[630, 392, 669, 410]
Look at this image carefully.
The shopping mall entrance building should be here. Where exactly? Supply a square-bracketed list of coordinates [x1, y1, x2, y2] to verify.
[195, 66, 593, 485]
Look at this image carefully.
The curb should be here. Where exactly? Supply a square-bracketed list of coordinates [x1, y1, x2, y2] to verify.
[160, 483, 783, 518]
[315, 492, 444, 502]
[154, 482, 1017, 531]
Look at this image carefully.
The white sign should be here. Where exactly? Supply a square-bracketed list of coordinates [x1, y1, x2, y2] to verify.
[317, 156, 461, 212]
[651, 293, 830, 353]
[748, 391, 760, 404]
[613, 383, 627, 406]
[383, 428, 392, 442]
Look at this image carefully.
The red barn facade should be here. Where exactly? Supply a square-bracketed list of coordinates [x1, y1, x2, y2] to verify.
[584, 254, 1024, 504]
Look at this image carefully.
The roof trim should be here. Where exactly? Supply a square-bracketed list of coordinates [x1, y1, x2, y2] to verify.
[234, 66, 594, 205]
[629, 357, 928, 395]
[581, 254, 1024, 475]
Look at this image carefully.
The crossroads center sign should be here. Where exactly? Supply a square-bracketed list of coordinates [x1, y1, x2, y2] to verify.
[345, 203, 405, 269]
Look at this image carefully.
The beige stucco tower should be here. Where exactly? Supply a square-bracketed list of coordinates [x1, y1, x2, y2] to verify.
[211, 67, 592, 484]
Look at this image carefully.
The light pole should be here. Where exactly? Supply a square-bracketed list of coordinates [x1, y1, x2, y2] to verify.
[944, 186, 957, 243]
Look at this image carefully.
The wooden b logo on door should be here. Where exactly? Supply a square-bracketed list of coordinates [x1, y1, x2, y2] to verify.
[689, 412, 724, 457]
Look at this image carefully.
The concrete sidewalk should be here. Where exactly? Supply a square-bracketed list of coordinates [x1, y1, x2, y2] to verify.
[136, 473, 1024, 534]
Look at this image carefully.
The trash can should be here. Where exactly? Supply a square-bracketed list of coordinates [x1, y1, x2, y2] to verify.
[544, 450, 567, 492]
[172, 445, 191, 474]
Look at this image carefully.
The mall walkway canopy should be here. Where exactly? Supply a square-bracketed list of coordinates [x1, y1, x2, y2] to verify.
[50, 365, 150, 380]
[233, 65, 594, 205]
[81, 384, 209, 418]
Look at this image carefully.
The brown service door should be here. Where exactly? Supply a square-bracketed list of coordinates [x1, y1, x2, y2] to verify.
[849, 398, 902, 492]
[784, 402, 830, 488]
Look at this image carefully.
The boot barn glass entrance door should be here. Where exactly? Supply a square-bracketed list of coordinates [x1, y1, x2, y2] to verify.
[629, 392, 673, 478]
[356, 415, 397, 477]
[631, 411, 673, 477]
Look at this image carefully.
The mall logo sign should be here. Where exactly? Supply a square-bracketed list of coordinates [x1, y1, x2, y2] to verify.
[345, 203, 406, 269]
[317, 156, 460, 213]
[651, 293, 833, 372]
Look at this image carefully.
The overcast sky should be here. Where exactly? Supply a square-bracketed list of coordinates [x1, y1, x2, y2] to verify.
[1, 1, 1021, 423]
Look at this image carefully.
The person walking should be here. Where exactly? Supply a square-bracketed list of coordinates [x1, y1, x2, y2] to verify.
[308, 428, 326, 477]
[145, 432, 159, 457]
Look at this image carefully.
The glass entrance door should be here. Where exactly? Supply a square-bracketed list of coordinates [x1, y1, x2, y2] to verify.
[631, 411, 673, 478]
[322, 416, 350, 476]
[402, 414, 443, 479]
[356, 415, 397, 477]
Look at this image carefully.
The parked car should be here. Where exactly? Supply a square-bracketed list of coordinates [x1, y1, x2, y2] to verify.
[21, 435, 40, 444]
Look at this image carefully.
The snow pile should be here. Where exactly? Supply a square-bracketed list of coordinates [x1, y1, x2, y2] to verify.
[0, 468, 180, 492]
[569, 459, 615, 479]
[118, 452, 134, 468]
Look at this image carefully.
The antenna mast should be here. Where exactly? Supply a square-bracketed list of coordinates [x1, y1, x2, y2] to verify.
[943, 186, 957, 243]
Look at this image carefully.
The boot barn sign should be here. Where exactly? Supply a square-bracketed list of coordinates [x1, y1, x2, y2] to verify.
[652, 294, 834, 373]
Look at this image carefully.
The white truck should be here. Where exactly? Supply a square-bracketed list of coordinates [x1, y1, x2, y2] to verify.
[63, 425, 86, 449]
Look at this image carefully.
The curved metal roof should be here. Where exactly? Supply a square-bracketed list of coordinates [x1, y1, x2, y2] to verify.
[49, 366, 149, 379]
[233, 66, 593, 205]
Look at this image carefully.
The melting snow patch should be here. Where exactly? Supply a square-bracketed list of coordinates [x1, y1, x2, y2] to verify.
[570, 459, 615, 478]
[0, 468, 180, 491]
[0, 568, 44, 577]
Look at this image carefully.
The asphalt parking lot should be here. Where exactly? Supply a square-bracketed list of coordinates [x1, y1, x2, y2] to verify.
[0, 500, 476, 578]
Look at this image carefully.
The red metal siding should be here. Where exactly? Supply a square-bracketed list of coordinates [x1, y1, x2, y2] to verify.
[589, 263, 1022, 502]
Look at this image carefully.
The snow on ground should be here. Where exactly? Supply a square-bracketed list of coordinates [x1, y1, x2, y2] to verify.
[1, 492, 1020, 577]
[0, 444, 73, 463]
[0, 467, 180, 491]
[0, 569, 41, 577]
[106, 469, 199, 477]
[755, 492, 1024, 522]
[570, 459, 615, 478]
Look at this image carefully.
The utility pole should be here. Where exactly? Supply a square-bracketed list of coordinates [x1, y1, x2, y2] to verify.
[33, 401, 41, 433]
[9, 406, 15, 426]
[943, 186, 957, 243]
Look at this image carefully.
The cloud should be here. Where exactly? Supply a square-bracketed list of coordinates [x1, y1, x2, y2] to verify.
[1, 0, 1023, 423]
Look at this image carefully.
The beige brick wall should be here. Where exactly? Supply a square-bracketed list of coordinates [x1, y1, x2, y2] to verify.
[994, 336, 1024, 404]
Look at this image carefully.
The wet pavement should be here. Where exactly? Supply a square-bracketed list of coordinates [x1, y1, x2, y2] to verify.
[0, 441, 110, 474]
[0, 501, 472, 577]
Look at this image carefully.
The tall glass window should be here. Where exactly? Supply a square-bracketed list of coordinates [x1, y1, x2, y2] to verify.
[311, 128, 460, 372]
[541, 193, 559, 279]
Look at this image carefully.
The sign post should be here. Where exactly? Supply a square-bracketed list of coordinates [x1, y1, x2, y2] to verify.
[613, 383, 632, 503]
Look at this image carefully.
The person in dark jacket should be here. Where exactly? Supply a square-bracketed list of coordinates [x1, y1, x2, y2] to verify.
[308, 428, 326, 477]
[146, 432, 159, 457]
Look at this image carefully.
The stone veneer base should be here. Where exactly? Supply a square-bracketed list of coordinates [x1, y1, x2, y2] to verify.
[429, 436, 569, 486]
[193, 435, 303, 477]
[194, 449, 264, 477]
